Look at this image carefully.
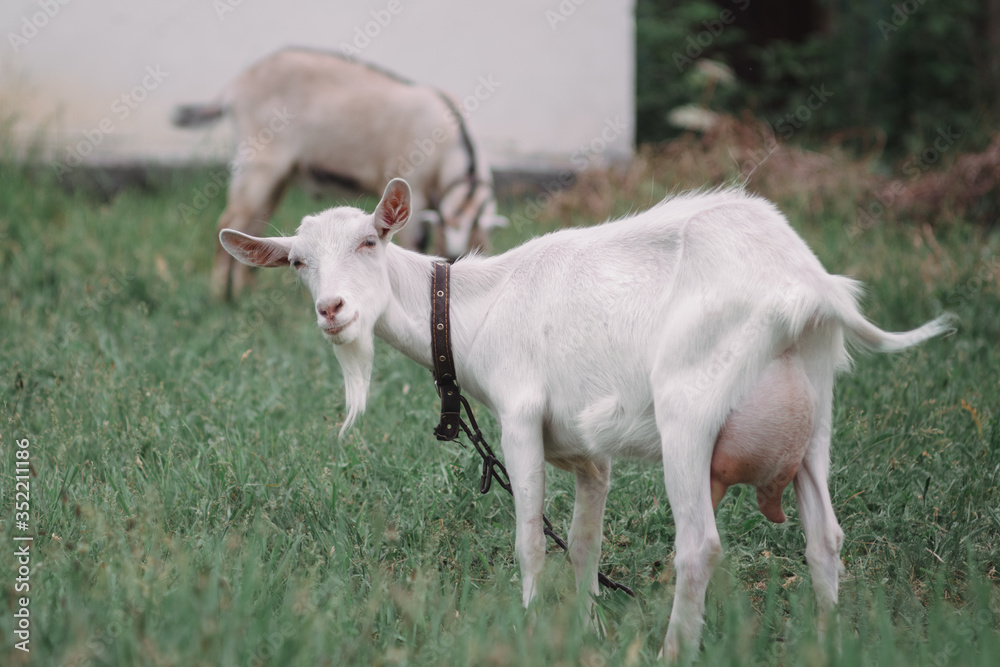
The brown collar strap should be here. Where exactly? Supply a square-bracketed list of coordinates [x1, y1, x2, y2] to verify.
[431, 262, 462, 440]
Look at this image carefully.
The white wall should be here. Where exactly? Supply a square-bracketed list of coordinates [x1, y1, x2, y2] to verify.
[2, 0, 634, 171]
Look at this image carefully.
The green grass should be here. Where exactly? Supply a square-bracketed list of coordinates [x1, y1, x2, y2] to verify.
[1, 160, 999, 666]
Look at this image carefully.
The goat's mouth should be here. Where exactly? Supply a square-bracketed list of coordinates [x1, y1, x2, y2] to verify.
[319, 312, 359, 338]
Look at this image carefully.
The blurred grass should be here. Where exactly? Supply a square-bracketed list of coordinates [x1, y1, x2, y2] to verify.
[1, 154, 998, 666]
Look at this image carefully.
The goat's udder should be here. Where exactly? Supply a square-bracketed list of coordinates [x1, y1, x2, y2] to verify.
[709, 354, 815, 523]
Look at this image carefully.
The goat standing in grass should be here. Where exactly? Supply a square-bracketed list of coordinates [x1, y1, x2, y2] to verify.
[174, 48, 505, 299]
[219, 179, 952, 660]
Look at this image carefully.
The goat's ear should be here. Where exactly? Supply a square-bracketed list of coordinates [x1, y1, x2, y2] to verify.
[219, 229, 292, 267]
[374, 178, 411, 239]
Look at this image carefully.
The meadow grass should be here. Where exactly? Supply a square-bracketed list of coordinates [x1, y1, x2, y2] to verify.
[1, 159, 998, 666]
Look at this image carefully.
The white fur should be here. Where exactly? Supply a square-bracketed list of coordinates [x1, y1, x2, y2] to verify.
[220, 180, 953, 661]
[177, 48, 505, 299]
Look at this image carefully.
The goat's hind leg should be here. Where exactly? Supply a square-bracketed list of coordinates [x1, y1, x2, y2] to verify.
[651, 321, 779, 661]
[656, 409, 723, 662]
[212, 159, 293, 299]
[793, 382, 844, 639]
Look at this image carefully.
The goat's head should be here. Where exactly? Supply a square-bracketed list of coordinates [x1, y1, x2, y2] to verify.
[435, 180, 507, 258]
[220, 178, 413, 434]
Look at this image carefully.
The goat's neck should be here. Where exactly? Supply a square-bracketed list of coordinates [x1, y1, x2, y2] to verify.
[375, 244, 500, 372]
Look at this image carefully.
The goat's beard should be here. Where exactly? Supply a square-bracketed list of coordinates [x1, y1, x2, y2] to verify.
[332, 334, 374, 437]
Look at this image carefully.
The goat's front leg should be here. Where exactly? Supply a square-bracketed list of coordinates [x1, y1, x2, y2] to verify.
[568, 458, 612, 625]
[499, 416, 547, 607]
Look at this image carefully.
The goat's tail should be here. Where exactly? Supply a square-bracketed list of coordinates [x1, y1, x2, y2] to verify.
[172, 103, 226, 128]
[826, 275, 956, 353]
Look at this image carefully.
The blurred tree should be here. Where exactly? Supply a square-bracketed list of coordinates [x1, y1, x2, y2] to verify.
[636, 0, 1000, 154]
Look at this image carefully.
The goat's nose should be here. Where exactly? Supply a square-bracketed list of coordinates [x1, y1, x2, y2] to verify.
[316, 297, 345, 321]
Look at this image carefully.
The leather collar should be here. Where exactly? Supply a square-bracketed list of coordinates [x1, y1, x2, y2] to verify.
[431, 261, 462, 440]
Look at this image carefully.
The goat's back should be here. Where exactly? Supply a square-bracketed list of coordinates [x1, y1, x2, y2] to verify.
[227, 48, 415, 105]
[222, 48, 460, 185]
[472, 188, 833, 345]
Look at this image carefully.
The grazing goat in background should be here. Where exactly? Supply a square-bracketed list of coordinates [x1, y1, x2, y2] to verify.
[219, 179, 953, 660]
[174, 48, 505, 299]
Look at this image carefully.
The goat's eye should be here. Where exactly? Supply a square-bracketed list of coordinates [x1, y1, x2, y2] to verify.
[359, 237, 377, 250]
[291, 259, 304, 269]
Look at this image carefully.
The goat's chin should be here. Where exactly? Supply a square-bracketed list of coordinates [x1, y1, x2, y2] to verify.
[319, 312, 361, 344]
[322, 327, 357, 345]
[331, 333, 374, 438]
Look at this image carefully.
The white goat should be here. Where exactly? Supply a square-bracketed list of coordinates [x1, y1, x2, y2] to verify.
[219, 179, 952, 660]
[174, 48, 505, 299]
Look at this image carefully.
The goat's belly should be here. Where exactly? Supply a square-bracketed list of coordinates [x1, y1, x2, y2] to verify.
[545, 393, 662, 465]
[710, 354, 815, 523]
